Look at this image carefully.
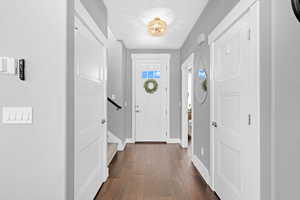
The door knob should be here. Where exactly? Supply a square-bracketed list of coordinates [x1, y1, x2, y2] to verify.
[101, 119, 106, 124]
[135, 110, 141, 113]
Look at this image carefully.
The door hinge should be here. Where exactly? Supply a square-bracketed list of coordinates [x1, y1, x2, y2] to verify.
[248, 29, 251, 40]
[248, 114, 252, 126]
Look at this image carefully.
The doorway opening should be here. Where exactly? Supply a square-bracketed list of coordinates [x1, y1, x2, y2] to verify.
[181, 54, 194, 155]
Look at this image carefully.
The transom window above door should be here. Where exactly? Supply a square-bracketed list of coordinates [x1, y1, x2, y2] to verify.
[141, 70, 161, 79]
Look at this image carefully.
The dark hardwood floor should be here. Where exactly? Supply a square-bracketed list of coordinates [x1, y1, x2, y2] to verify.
[95, 143, 217, 200]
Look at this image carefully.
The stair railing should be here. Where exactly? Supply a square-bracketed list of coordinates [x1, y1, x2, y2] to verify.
[107, 97, 122, 110]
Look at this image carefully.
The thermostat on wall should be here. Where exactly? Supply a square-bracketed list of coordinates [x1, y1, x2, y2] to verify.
[0, 57, 26, 81]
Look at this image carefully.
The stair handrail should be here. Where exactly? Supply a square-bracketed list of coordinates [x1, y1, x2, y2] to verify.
[107, 97, 122, 110]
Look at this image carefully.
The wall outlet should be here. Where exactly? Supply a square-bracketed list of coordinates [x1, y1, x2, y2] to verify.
[201, 147, 205, 156]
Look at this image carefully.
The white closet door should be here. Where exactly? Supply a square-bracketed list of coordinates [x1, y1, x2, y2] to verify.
[74, 17, 107, 200]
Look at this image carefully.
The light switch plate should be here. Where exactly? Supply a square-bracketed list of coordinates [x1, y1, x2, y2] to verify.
[7, 58, 17, 75]
[2, 107, 33, 124]
[0, 57, 17, 74]
[0, 58, 5, 72]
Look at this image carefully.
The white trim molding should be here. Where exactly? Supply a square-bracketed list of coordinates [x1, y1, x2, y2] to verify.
[181, 53, 194, 71]
[167, 138, 181, 144]
[181, 53, 194, 154]
[125, 138, 135, 144]
[107, 131, 126, 151]
[208, 0, 259, 45]
[192, 155, 211, 188]
[131, 54, 171, 142]
[75, 0, 108, 46]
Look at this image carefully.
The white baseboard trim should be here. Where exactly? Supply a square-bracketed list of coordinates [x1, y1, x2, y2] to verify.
[122, 138, 181, 145]
[167, 138, 181, 144]
[180, 141, 188, 149]
[116, 138, 135, 151]
[107, 131, 124, 151]
[104, 167, 109, 181]
[125, 138, 135, 144]
[192, 155, 211, 188]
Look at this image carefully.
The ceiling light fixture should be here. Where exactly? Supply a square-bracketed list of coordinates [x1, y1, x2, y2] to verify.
[148, 17, 167, 37]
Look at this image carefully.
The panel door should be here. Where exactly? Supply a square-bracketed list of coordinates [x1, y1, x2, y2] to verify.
[213, 11, 251, 200]
[134, 59, 168, 142]
[74, 17, 107, 200]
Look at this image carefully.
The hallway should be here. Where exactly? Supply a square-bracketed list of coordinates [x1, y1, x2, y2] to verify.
[1, 0, 300, 199]
[96, 143, 217, 200]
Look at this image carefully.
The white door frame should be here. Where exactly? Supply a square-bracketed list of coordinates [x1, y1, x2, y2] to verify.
[74, 0, 108, 198]
[181, 53, 194, 152]
[208, 0, 260, 197]
[131, 54, 170, 142]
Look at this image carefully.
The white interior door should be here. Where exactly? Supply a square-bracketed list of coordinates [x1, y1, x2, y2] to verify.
[211, 4, 260, 200]
[75, 17, 107, 200]
[133, 55, 169, 142]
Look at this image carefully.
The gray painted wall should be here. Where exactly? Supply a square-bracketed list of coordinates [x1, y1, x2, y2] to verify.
[260, 0, 272, 199]
[81, 0, 108, 37]
[124, 49, 133, 140]
[271, 1, 300, 199]
[107, 40, 126, 140]
[0, 0, 74, 199]
[180, 0, 239, 171]
[125, 49, 181, 139]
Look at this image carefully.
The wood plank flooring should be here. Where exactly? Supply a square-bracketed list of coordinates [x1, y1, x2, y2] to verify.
[96, 143, 217, 200]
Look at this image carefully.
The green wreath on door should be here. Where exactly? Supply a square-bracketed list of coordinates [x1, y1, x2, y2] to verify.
[144, 79, 158, 94]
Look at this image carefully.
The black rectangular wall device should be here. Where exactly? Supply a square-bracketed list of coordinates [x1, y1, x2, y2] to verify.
[18, 59, 25, 81]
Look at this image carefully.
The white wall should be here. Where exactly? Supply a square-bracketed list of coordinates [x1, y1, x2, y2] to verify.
[0, 0, 74, 199]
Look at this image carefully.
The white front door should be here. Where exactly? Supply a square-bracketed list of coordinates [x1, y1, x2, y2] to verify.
[211, 3, 259, 200]
[74, 17, 107, 200]
[132, 54, 169, 142]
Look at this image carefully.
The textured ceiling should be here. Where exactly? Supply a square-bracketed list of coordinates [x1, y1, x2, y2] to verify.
[103, 0, 209, 49]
